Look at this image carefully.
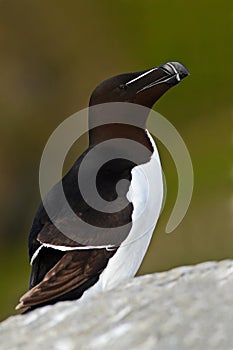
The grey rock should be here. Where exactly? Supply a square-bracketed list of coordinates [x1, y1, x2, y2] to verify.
[1, 260, 233, 350]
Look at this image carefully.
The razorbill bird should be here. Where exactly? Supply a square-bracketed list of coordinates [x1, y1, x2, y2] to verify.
[16, 61, 189, 311]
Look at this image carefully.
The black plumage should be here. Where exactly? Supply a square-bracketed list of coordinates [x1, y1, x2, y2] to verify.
[16, 62, 189, 311]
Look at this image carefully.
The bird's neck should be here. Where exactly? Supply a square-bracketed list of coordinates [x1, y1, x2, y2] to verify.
[89, 124, 153, 152]
[88, 105, 153, 152]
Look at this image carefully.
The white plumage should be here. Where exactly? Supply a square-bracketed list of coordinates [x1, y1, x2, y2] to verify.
[82, 131, 163, 296]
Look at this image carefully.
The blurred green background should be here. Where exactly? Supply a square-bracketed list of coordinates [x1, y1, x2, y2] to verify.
[0, 0, 232, 321]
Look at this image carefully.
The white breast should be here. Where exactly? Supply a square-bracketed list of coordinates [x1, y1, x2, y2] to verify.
[83, 131, 163, 295]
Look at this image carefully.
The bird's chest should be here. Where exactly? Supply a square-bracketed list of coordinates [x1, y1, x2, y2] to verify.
[95, 147, 163, 290]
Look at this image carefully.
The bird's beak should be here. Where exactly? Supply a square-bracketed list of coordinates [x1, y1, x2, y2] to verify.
[138, 62, 189, 93]
[125, 61, 189, 107]
[126, 62, 189, 93]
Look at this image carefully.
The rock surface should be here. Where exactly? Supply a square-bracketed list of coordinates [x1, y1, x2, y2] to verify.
[1, 260, 233, 350]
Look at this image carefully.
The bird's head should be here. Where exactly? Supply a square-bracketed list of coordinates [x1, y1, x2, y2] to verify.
[88, 62, 189, 146]
[89, 62, 189, 108]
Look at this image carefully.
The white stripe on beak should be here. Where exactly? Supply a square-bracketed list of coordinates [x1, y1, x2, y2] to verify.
[125, 68, 157, 86]
[166, 62, 181, 82]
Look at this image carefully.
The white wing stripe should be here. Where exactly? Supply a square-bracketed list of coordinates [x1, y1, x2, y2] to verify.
[30, 242, 116, 265]
[30, 245, 43, 265]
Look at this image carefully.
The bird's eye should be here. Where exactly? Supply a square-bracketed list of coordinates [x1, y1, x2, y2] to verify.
[119, 84, 128, 90]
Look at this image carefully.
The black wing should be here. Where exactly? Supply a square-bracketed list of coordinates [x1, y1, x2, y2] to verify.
[16, 248, 116, 310]
[17, 153, 133, 310]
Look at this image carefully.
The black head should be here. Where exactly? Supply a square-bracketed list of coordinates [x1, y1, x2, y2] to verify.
[89, 61, 189, 109]
[88, 61, 189, 147]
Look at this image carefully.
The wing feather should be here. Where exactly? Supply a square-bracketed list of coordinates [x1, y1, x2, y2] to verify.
[16, 248, 115, 310]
